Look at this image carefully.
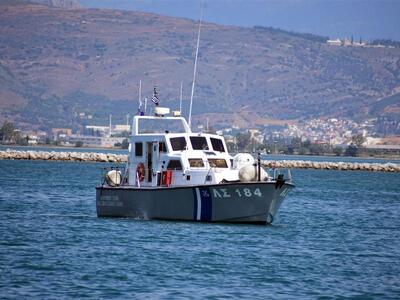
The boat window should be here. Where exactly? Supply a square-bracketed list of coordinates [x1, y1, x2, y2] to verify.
[135, 142, 143, 157]
[189, 158, 204, 168]
[210, 138, 226, 152]
[167, 160, 182, 170]
[190, 136, 209, 150]
[159, 142, 167, 153]
[208, 158, 228, 168]
[170, 137, 187, 151]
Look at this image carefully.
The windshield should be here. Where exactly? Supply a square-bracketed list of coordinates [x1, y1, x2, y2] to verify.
[170, 137, 187, 151]
[138, 118, 188, 134]
[190, 136, 209, 150]
[210, 137, 226, 152]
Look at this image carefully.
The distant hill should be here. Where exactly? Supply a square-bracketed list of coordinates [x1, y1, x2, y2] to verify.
[0, 1, 399, 130]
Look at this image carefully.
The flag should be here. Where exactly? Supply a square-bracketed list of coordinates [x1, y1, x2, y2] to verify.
[151, 86, 159, 106]
[137, 98, 143, 115]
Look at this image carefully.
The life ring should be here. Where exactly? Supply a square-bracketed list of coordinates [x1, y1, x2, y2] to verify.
[136, 163, 145, 182]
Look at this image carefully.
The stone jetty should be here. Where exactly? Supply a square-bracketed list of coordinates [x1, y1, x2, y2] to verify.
[0, 149, 127, 163]
[0, 149, 399, 172]
[261, 160, 400, 173]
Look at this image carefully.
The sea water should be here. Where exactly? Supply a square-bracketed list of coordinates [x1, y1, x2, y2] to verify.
[0, 159, 399, 299]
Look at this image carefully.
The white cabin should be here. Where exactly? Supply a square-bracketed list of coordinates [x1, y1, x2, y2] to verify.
[127, 110, 241, 187]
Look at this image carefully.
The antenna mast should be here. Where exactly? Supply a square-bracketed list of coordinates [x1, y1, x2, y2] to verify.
[109, 114, 112, 136]
[188, 7, 203, 129]
[139, 80, 142, 102]
[138, 80, 142, 112]
[179, 81, 183, 113]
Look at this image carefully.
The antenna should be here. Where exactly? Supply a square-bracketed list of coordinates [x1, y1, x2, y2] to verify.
[138, 80, 142, 114]
[139, 80, 142, 103]
[179, 81, 183, 113]
[109, 114, 112, 136]
[188, 6, 203, 129]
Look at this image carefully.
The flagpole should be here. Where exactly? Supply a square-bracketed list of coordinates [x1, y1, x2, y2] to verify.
[188, 6, 203, 129]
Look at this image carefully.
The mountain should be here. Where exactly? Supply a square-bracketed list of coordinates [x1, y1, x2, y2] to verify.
[0, 1, 399, 130]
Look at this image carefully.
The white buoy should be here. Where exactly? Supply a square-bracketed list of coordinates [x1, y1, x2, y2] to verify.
[238, 165, 268, 182]
[106, 170, 122, 186]
[233, 153, 255, 169]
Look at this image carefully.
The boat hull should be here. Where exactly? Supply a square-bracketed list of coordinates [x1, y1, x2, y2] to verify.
[96, 182, 294, 225]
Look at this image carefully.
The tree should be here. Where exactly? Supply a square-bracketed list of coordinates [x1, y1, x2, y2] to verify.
[291, 137, 302, 149]
[345, 144, 358, 157]
[309, 143, 324, 156]
[75, 141, 84, 147]
[352, 134, 365, 148]
[121, 139, 129, 149]
[302, 139, 311, 148]
[286, 145, 294, 155]
[0, 121, 16, 142]
[16, 135, 28, 146]
[333, 147, 343, 156]
[236, 132, 252, 151]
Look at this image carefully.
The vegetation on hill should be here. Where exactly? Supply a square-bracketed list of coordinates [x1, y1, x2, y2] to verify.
[253, 26, 329, 43]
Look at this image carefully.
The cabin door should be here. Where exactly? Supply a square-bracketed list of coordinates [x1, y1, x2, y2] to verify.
[146, 141, 159, 184]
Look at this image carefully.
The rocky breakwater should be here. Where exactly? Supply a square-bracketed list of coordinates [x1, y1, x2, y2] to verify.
[262, 160, 400, 173]
[0, 150, 128, 163]
[1, 150, 399, 172]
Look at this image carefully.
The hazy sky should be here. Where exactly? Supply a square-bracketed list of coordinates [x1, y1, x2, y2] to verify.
[79, 0, 400, 41]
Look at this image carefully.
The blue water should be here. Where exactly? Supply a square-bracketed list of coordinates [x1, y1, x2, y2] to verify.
[0, 160, 399, 299]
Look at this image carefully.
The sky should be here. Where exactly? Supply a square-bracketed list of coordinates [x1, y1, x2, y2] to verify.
[79, 0, 400, 41]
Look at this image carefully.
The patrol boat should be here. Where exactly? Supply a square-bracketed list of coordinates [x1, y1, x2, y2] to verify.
[96, 106, 294, 224]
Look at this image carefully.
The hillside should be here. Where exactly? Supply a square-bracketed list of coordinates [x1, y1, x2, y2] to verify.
[0, 1, 399, 130]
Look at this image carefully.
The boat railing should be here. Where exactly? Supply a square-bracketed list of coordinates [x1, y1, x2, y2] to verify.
[270, 168, 292, 182]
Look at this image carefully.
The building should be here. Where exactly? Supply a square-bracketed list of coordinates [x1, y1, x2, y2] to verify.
[67, 135, 126, 148]
[52, 128, 72, 136]
[113, 125, 131, 133]
[85, 125, 110, 136]
[327, 39, 342, 46]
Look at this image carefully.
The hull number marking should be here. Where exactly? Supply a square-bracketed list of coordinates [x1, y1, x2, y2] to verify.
[213, 188, 262, 198]
[98, 195, 123, 207]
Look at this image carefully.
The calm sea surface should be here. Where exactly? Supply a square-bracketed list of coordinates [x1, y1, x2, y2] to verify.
[0, 160, 399, 299]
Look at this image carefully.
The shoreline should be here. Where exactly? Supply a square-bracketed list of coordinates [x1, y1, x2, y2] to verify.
[1, 149, 399, 172]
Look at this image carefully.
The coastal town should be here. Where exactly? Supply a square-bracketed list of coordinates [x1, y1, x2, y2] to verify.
[1, 113, 399, 157]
